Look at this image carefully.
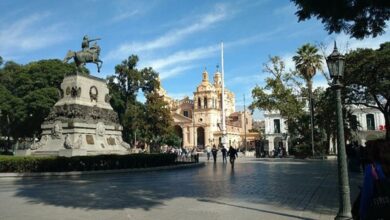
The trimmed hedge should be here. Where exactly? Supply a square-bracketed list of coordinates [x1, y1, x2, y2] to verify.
[0, 153, 177, 173]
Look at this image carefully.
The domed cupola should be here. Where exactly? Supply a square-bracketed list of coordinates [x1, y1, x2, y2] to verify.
[213, 65, 222, 87]
[196, 69, 215, 92]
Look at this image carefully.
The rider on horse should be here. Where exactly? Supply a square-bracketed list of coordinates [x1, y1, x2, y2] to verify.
[82, 35, 101, 55]
[63, 35, 103, 73]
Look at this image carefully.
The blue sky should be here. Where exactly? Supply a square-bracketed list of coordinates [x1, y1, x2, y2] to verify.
[1, 0, 389, 119]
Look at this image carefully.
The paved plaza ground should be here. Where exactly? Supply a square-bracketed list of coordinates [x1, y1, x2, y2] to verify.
[0, 156, 362, 220]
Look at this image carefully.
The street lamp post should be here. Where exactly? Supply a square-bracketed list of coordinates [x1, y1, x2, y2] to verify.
[326, 42, 351, 219]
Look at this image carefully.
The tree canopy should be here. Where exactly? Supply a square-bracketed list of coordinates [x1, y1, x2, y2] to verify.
[343, 42, 390, 139]
[107, 55, 177, 150]
[250, 54, 357, 155]
[291, 0, 390, 39]
[0, 59, 76, 150]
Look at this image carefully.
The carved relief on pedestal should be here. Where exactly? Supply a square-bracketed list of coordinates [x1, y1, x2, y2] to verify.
[64, 134, 73, 149]
[30, 135, 48, 150]
[96, 122, 105, 136]
[116, 136, 130, 149]
[86, 135, 95, 144]
[107, 136, 116, 145]
[89, 86, 98, 102]
[70, 86, 81, 98]
[73, 134, 83, 149]
[105, 94, 111, 103]
[51, 121, 63, 139]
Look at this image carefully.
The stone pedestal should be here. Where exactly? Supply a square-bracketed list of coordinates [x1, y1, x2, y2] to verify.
[18, 74, 130, 157]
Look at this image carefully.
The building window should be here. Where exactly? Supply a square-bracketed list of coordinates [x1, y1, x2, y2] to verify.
[198, 97, 201, 109]
[274, 119, 281, 133]
[351, 115, 358, 130]
[204, 97, 208, 108]
[183, 110, 189, 117]
[366, 114, 375, 130]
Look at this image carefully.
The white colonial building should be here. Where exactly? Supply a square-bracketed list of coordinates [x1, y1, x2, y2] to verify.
[263, 105, 386, 154]
[263, 110, 289, 154]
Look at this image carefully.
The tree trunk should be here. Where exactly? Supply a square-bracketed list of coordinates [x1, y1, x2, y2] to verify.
[308, 81, 315, 156]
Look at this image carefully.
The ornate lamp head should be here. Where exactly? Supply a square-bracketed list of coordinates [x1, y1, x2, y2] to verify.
[326, 41, 345, 79]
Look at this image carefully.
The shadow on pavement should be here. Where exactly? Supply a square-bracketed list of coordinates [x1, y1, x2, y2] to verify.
[11, 158, 362, 214]
[197, 198, 316, 220]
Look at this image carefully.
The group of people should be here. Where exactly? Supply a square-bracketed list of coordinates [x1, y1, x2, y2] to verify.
[206, 144, 239, 167]
[163, 146, 199, 162]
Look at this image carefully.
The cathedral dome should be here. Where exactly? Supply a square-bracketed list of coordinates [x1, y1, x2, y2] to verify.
[213, 70, 221, 87]
[196, 69, 215, 92]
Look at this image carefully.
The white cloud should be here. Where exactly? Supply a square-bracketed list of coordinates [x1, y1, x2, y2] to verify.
[159, 65, 195, 80]
[142, 44, 219, 70]
[273, 3, 296, 16]
[109, 10, 139, 23]
[0, 12, 68, 57]
[226, 27, 284, 48]
[280, 53, 296, 72]
[226, 74, 263, 87]
[105, 4, 228, 61]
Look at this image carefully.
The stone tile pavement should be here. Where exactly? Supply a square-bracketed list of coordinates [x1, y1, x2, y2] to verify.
[0, 156, 362, 220]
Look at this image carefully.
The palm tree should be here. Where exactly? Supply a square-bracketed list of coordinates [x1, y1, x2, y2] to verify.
[293, 43, 323, 156]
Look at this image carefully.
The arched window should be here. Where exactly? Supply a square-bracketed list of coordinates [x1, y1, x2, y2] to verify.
[198, 97, 201, 109]
[204, 97, 208, 108]
[366, 114, 375, 130]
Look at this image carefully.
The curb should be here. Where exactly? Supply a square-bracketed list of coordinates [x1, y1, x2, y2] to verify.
[0, 162, 205, 178]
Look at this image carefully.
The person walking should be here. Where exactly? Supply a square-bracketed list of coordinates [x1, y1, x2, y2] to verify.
[206, 145, 212, 161]
[228, 146, 238, 168]
[211, 145, 218, 163]
[221, 147, 227, 163]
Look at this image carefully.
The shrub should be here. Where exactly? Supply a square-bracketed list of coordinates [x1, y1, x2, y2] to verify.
[0, 153, 177, 173]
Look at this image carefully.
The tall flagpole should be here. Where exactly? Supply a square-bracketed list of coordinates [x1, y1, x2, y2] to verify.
[244, 94, 247, 152]
[221, 42, 227, 148]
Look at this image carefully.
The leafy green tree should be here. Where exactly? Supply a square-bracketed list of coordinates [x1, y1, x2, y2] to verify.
[143, 92, 175, 152]
[315, 88, 359, 152]
[343, 42, 390, 140]
[250, 56, 305, 120]
[108, 55, 175, 150]
[0, 85, 26, 150]
[0, 59, 74, 147]
[22, 88, 59, 137]
[291, 0, 390, 39]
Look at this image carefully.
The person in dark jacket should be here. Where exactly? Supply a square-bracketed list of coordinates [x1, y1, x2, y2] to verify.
[227, 146, 238, 168]
[221, 147, 227, 163]
[211, 145, 218, 163]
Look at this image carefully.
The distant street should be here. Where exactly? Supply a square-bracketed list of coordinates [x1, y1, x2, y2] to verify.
[0, 156, 362, 220]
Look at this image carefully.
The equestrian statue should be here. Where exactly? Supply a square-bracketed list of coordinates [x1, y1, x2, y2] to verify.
[63, 35, 103, 73]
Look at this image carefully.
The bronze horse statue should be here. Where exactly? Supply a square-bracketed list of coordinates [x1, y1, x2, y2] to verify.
[63, 48, 103, 73]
